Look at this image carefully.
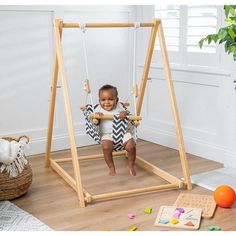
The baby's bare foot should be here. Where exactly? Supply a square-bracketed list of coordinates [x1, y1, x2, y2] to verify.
[109, 167, 116, 176]
[128, 166, 136, 176]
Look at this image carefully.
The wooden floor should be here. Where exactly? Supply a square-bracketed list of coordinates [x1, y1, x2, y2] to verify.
[12, 140, 236, 231]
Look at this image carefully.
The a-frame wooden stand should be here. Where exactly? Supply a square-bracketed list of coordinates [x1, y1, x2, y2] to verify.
[45, 19, 192, 207]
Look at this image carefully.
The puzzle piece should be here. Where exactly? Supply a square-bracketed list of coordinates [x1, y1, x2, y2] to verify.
[186, 215, 198, 221]
[144, 208, 152, 214]
[176, 207, 185, 213]
[158, 219, 169, 224]
[129, 226, 137, 231]
[128, 213, 135, 219]
[173, 210, 181, 219]
[208, 226, 221, 231]
[171, 218, 179, 225]
[184, 221, 194, 227]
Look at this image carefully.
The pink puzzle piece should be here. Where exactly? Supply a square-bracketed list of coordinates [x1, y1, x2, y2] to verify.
[128, 213, 135, 219]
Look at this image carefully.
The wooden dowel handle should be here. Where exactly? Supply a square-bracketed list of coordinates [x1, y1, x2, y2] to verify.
[80, 105, 86, 111]
[89, 114, 142, 121]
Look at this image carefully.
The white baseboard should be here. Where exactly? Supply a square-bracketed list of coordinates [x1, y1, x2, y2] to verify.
[138, 127, 227, 166]
[224, 150, 236, 169]
[27, 133, 96, 156]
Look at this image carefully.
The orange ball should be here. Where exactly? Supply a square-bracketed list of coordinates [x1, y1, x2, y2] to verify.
[213, 185, 236, 208]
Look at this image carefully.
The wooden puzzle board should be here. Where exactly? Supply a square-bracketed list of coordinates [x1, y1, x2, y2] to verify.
[154, 206, 202, 230]
[174, 193, 216, 218]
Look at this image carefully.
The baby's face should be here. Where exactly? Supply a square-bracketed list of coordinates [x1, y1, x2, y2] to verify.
[99, 89, 117, 111]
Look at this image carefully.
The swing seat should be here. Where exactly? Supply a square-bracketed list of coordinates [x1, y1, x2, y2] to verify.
[82, 103, 139, 151]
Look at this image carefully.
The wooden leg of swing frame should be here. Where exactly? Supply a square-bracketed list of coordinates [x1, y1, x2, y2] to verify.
[54, 19, 86, 207]
[45, 21, 63, 168]
[157, 22, 192, 190]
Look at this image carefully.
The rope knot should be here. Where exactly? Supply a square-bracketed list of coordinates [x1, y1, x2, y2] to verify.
[80, 23, 86, 33]
[134, 22, 141, 29]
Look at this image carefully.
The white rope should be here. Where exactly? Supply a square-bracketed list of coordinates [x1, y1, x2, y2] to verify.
[80, 23, 94, 111]
[89, 93, 94, 111]
[124, 93, 132, 105]
[132, 22, 140, 116]
[85, 93, 88, 105]
[80, 23, 89, 80]
[130, 22, 141, 140]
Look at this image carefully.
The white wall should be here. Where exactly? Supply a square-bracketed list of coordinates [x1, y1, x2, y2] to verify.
[136, 6, 236, 168]
[1, 5, 236, 168]
[0, 5, 136, 154]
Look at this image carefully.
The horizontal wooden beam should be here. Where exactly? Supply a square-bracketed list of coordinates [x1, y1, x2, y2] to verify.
[63, 22, 156, 28]
[53, 151, 126, 163]
[91, 183, 180, 202]
[136, 155, 183, 187]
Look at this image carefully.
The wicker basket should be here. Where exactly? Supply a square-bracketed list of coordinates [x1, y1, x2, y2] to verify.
[0, 135, 33, 200]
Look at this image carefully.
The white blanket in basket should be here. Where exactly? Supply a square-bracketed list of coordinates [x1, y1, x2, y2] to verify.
[0, 139, 28, 177]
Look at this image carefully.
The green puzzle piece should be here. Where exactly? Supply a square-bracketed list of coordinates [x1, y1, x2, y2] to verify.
[208, 226, 221, 231]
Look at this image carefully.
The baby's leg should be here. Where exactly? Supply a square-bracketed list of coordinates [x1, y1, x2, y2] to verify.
[101, 140, 116, 176]
[124, 139, 136, 176]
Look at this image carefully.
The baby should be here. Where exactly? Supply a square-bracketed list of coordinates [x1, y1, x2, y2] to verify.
[94, 84, 136, 176]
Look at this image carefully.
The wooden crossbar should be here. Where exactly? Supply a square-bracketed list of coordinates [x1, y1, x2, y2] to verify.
[135, 156, 183, 187]
[63, 22, 157, 28]
[45, 18, 192, 207]
[53, 151, 126, 163]
[91, 183, 180, 202]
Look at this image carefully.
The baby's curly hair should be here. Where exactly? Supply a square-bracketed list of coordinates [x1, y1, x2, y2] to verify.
[99, 84, 118, 98]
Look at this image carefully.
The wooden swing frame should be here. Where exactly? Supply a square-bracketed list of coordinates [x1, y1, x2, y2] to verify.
[45, 19, 192, 207]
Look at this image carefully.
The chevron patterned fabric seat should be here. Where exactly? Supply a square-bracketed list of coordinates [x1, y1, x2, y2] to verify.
[83, 104, 101, 144]
[83, 104, 135, 151]
[112, 114, 129, 151]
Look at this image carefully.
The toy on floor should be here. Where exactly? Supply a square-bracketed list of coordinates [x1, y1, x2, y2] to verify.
[213, 185, 236, 208]
[144, 207, 152, 214]
[128, 213, 135, 219]
[208, 225, 222, 231]
[154, 206, 202, 230]
[174, 193, 216, 218]
[129, 226, 137, 231]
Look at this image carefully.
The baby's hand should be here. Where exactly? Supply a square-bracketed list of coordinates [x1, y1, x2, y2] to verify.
[93, 112, 103, 125]
[119, 111, 127, 120]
